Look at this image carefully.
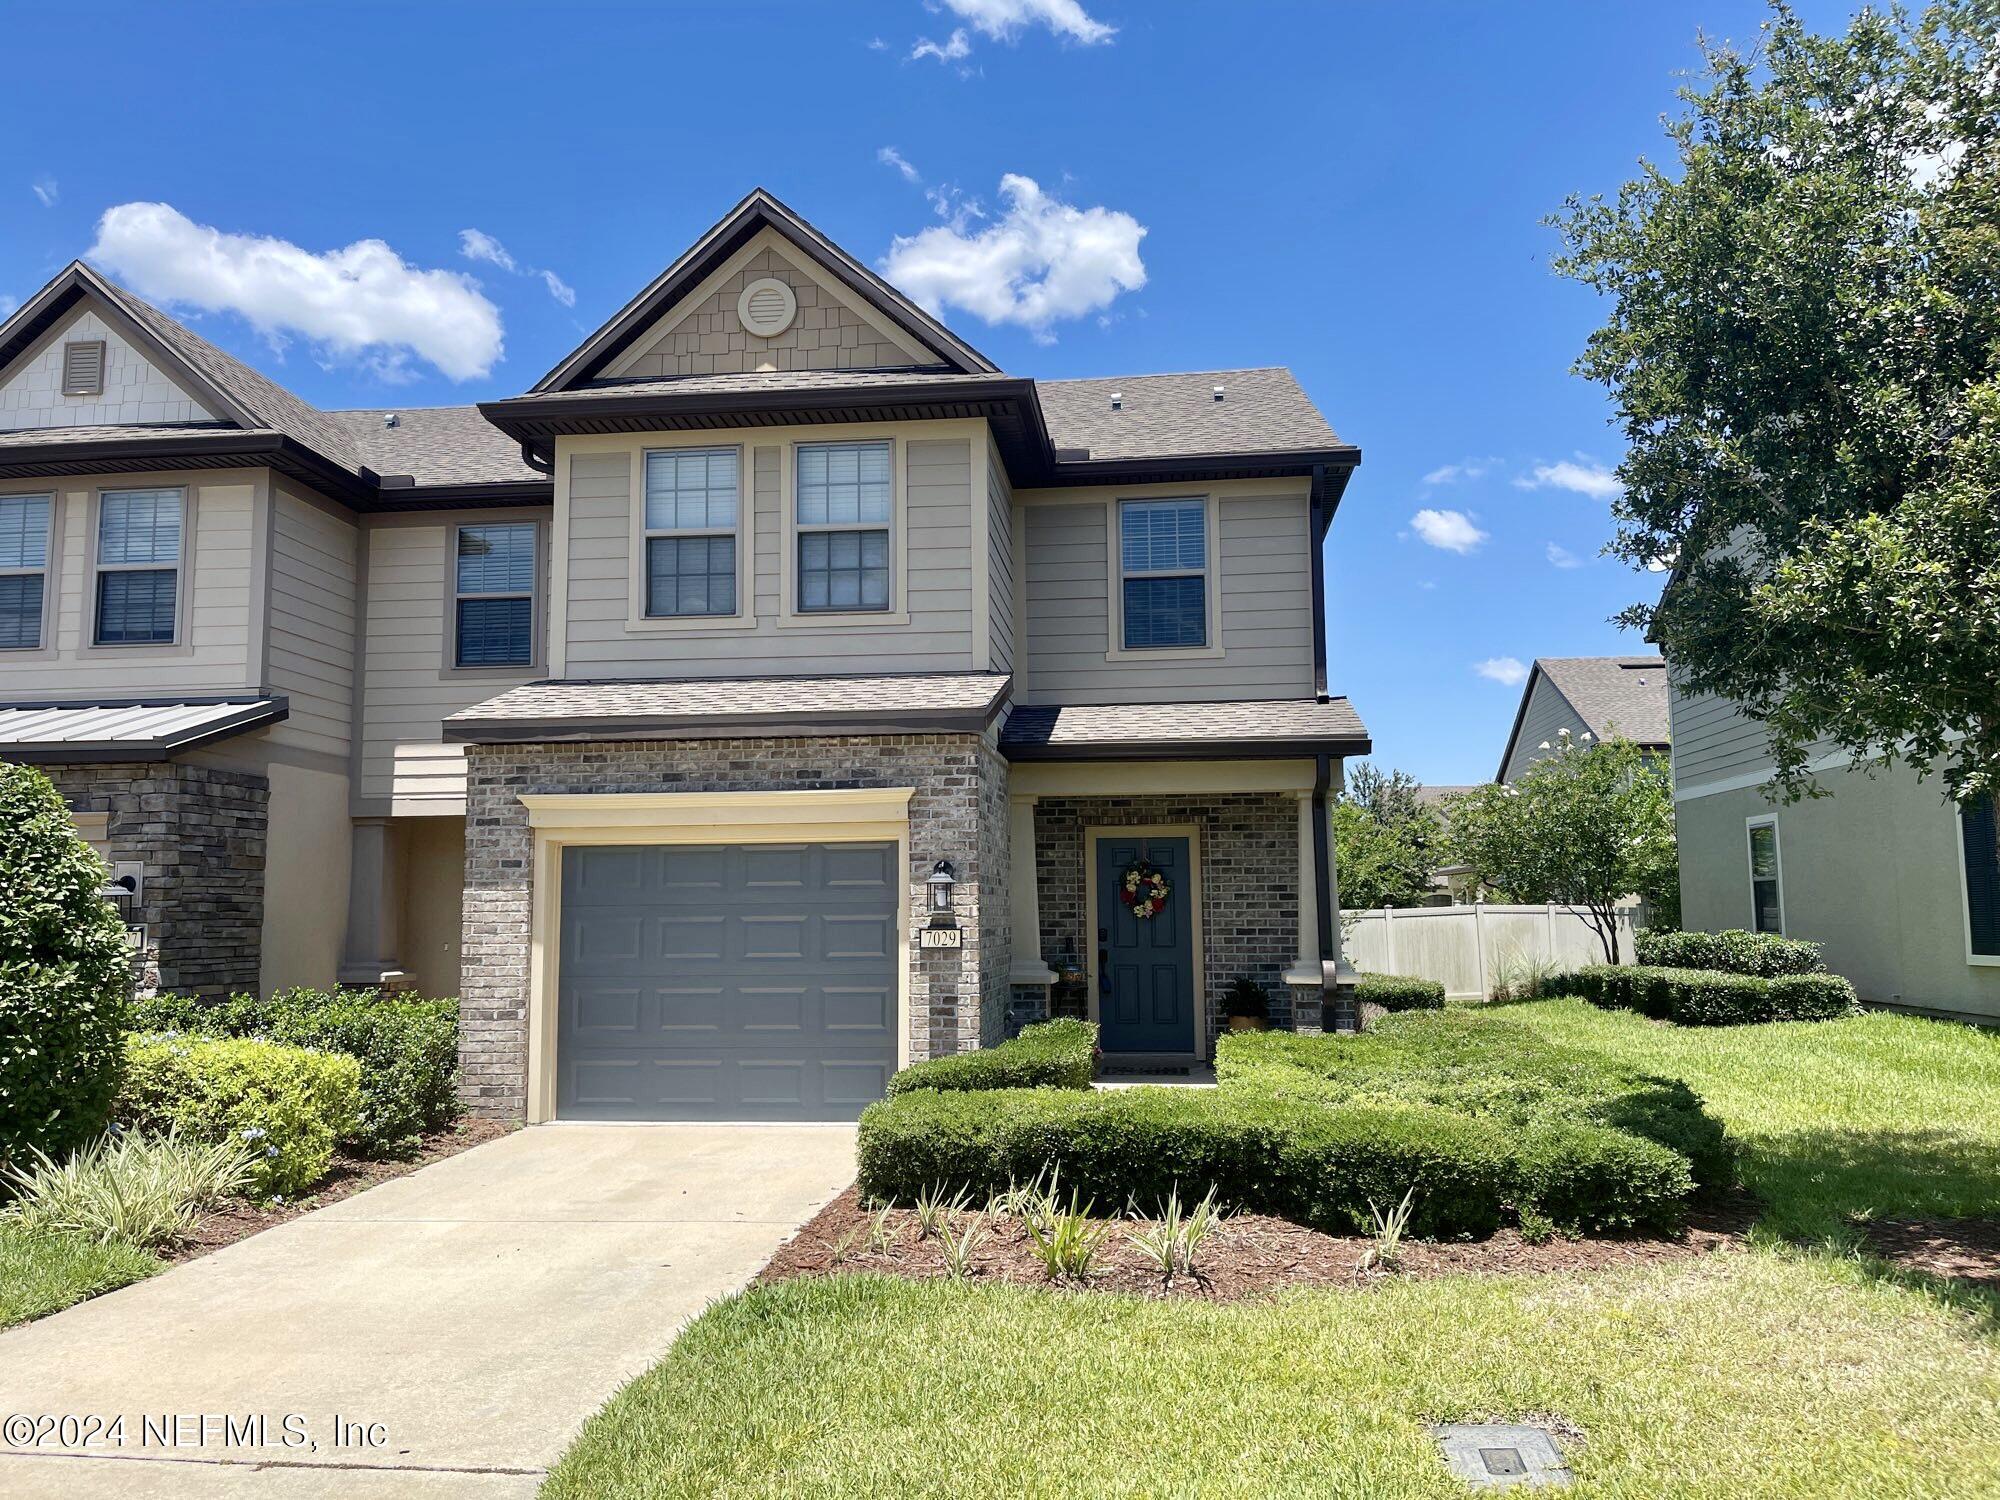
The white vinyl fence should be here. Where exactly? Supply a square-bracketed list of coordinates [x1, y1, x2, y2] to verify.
[1342, 903, 1636, 1001]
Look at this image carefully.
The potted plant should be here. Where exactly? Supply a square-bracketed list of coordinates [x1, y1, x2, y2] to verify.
[1222, 977, 1269, 1032]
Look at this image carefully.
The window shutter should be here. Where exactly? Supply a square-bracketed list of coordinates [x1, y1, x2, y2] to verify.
[1963, 796, 2000, 958]
[62, 340, 106, 396]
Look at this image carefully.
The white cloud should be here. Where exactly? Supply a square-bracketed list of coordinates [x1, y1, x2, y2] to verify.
[911, 27, 972, 62]
[1517, 458, 1622, 501]
[31, 177, 57, 208]
[1421, 459, 1490, 486]
[89, 202, 504, 381]
[878, 146, 922, 183]
[1546, 542, 1586, 569]
[457, 228, 517, 273]
[940, 0, 1116, 44]
[1409, 507, 1488, 554]
[881, 173, 1145, 341]
[539, 269, 576, 308]
[1475, 656, 1529, 687]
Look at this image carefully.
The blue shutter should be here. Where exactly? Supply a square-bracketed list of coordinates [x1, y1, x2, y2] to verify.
[1963, 797, 2000, 958]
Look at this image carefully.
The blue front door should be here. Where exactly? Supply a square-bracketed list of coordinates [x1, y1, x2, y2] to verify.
[1095, 835, 1196, 1053]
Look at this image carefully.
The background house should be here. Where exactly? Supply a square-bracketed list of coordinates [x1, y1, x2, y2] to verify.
[1496, 656, 1670, 782]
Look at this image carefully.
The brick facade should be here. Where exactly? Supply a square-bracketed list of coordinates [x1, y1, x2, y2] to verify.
[47, 760, 268, 999]
[457, 733, 1011, 1118]
[1027, 792, 1300, 1051]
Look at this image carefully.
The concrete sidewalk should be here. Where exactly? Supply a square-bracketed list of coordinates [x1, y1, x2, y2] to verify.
[0, 1123, 856, 1498]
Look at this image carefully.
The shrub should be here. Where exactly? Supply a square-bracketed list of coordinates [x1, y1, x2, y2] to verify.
[0, 764, 133, 1173]
[119, 1036, 360, 1197]
[1636, 928, 1825, 977]
[886, 1019, 1096, 1096]
[130, 988, 459, 1158]
[1576, 963, 1858, 1027]
[4, 1128, 259, 1249]
[1354, 972, 1446, 1012]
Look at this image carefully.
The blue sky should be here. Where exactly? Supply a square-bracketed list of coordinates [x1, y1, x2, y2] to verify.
[0, 0, 1857, 784]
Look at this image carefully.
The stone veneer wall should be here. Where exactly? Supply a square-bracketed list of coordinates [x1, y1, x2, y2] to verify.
[1031, 793, 1299, 1050]
[458, 733, 1010, 1118]
[46, 761, 268, 999]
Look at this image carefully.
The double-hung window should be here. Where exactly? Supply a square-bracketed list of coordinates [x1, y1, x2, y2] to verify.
[1746, 816, 1784, 935]
[94, 488, 182, 646]
[796, 441, 891, 613]
[644, 448, 739, 618]
[1119, 497, 1208, 649]
[0, 494, 52, 649]
[454, 522, 537, 667]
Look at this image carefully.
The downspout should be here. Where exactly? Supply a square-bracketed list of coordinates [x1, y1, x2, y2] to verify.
[1312, 751, 1359, 1034]
[519, 440, 553, 476]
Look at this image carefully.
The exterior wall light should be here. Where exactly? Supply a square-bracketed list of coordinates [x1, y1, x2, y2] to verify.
[926, 860, 957, 919]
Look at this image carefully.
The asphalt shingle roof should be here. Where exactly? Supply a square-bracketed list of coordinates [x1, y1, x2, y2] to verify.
[329, 406, 544, 487]
[1001, 697, 1370, 758]
[0, 422, 260, 449]
[1036, 368, 1342, 460]
[1535, 657, 1671, 746]
[445, 672, 1011, 741]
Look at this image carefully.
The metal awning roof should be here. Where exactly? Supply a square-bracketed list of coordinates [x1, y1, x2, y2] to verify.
[0, 697, 288, 762]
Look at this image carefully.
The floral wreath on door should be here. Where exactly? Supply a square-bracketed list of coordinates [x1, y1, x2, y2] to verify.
[1117, 860, 1172, 920]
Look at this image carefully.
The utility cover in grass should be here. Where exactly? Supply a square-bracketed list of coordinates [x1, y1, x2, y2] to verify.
[1434, 1423, 1572, 1488]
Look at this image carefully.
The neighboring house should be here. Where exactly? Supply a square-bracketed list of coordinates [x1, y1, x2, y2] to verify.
[1495, 656, 1670, 783]
[0, 188, 1371, 1122]
[1669, 676, 2000, 1026]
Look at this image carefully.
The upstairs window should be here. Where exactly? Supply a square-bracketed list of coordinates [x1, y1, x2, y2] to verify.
[1119, 497, 1208, 649]
[0, 494, 52, 649]
[454, 522, 536, 667]
[1746, 816, 1784, 935]
[1960, 795, 2000, 961]
[796, 441, 891, 613]
[94, 488, 182, 646]
[644, 447, 739, 618]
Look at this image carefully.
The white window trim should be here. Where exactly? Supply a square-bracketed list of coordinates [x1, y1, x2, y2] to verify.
[1953, 800, 2000, 968]
[778, 436, 909, 629]
[627, 442, 756, 632]
[90, 486, 188, 651]
[448, 519, 543, 674]
[1104, 494, 1224, 661]
[1745, 813, 1785, 937]
[0, 491, 55, 652]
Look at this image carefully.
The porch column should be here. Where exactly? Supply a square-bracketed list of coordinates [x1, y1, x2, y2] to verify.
[1285, 789, 1321, 986]
[338, 817, 409, 986]
[1008, 794, 1057, 986]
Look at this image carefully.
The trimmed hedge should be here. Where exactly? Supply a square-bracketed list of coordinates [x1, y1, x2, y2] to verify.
[1635, 928, 1825, 977]
[119, 1035, 360, 1197]
[130, 988, 459, 1158]
[1355, 973, 1446, 1012]
[1572, 964, 1859, 1026]
[1218, 1011, 1733, 1196]
[858, 1085, 1692, 1237]
[0, 763, 133, 1173]
[885, 1019, 1096, 1096]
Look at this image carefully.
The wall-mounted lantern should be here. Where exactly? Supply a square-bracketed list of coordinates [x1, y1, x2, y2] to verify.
[925, 860, 957, 920]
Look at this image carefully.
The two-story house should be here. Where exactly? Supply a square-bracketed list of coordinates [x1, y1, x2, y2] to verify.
[1495, 656, 1670, 783]
[0, 189, 1369, 1122]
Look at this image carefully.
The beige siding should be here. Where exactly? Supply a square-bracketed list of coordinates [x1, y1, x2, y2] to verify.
[0, 474, 255, 700]
[359, 519, 539, 812]
[987, 446, 1015, 674]
[1668, 672, 1780, 790]
[609, 242, 920, 378]
[1016, 488, 1314, 704]
[258, 759, 352, 993]
[0, 306, 217, 429]
[265, 488, 358, 760]
[561, 433, 976, 676]
[1500, 674, 1593, 782]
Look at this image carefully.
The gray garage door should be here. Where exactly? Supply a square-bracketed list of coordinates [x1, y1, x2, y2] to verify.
[556, 842, 899, 1121]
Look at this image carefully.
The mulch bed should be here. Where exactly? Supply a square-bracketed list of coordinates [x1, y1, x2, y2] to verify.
[161, 1118, 516, 1265]
[759, 1187, 1756, 1301]
[1861, 1216, 2000, 1293]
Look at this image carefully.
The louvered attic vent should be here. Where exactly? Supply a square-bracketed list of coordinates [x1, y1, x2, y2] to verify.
[736, 277, 798, 337]
[62, 340, 106, 396]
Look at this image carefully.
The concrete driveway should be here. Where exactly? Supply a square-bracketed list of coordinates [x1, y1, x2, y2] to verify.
[0, 1123, 855, 1498]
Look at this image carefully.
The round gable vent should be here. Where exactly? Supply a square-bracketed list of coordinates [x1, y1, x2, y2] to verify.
[737, 277, 798, 338]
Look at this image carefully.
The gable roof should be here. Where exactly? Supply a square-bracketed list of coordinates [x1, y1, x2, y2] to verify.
[534, 188, 999, 391]
[1495, 655, 1670, 780]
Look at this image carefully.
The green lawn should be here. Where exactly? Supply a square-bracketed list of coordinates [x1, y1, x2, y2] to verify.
[0, 1221, 159, 1330]
[547, 1001, 2000, 1499]
[1498, 1000, 2000, 1241]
